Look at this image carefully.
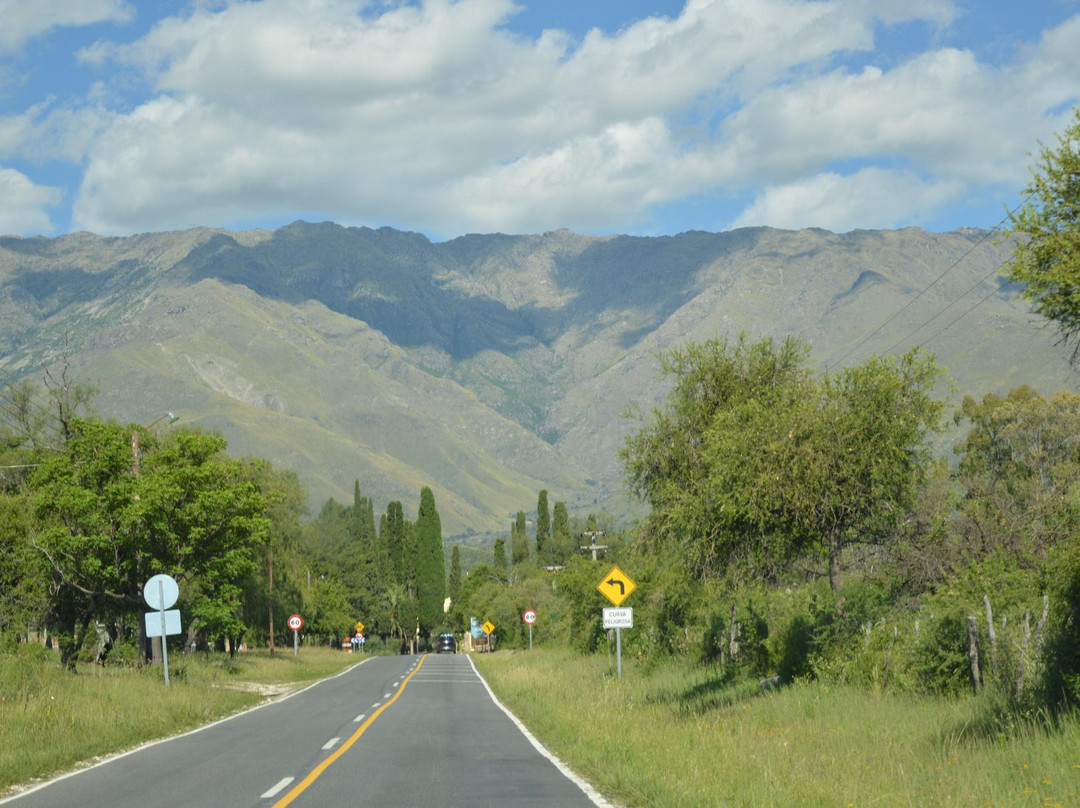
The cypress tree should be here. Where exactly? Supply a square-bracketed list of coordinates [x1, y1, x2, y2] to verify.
[448, 545, 462, 616]
[511, 510, 530, 566]
[415, 486, 445, 636]
[535, 490, 550, 564]
[400, 519, 419, 649]
[553, 501, 570, 562]
[385, 501, 405, 585]
[493, 537, 508, 580]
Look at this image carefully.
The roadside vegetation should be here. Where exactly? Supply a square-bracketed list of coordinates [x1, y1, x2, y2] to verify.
[1, 109, 1080, 803]
[475, 649, 1080, 808]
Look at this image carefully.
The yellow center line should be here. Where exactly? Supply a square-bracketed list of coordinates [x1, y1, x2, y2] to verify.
[271, 654, 428, 808]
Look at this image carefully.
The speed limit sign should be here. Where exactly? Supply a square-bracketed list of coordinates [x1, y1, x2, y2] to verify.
[522, 609, 537, 624]
[287, 614, 303, 631]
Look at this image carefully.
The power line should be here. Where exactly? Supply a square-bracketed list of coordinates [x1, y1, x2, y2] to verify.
[877, 256, 1011, 356]
[830, 196, 1028, 369]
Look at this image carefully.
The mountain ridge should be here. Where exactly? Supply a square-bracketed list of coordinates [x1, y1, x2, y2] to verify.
[0, 221, 1072, 538]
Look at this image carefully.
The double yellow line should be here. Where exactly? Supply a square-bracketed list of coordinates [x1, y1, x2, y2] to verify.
[272, 654, 428, 807]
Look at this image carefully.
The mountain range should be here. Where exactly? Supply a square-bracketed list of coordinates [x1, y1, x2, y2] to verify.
[0, 221, 1073, 539]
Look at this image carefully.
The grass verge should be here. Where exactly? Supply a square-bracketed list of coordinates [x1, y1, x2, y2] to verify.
[473, 648, 1080, 808]
[0, 647, 363, 796]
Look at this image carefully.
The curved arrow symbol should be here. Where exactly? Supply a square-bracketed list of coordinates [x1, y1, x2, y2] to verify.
[606, 578, 625, 595]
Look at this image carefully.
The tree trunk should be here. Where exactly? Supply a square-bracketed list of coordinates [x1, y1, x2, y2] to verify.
[983, 595, 998, 679]
[967, 615, 982, 693]
[268, 547, 275, 655]
[828, 531, 842, 591]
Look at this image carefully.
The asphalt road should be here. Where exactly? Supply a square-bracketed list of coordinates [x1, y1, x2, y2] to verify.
[2, 654, 611, 808]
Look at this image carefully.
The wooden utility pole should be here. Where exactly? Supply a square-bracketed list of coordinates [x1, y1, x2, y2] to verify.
[579, 531, 607, 560]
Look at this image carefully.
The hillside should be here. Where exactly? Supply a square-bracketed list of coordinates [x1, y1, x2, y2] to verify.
[0, 222, 1072, 537]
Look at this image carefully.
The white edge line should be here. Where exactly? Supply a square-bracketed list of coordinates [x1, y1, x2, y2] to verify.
[0, 656, 376, 805]
[260, 777, 295, 799]
[466, 655, 620, 808]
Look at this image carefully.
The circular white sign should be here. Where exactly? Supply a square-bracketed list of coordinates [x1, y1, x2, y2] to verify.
[522, 609, 537, 624]
[143, 574, 179, 610]
[287, 614, 303, 630]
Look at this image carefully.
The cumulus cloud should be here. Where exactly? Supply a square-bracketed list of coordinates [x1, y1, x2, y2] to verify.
[34, 0, 1080, 236]
[732, 168, 961, 232]
[0, 167, 61, 235]
[0, 0, 133, 53]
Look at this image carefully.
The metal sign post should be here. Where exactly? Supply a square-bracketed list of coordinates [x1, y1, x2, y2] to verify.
[602, 608, 633, 679]
[143, 574, 181, 686]
[288, 614, 303, 657]
[522, 609, 537, 649]
[598, 567, 637, 681]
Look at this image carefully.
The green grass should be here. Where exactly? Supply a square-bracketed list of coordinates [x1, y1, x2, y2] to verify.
[0, 647, 361, 796]
[473, 648, 1080, 808]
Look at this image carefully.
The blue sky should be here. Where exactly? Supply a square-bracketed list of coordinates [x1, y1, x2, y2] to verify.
[0, 0, 1077, 240]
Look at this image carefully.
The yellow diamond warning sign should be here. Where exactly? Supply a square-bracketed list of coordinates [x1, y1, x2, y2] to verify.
[482, 620, 495, 635]
[597, 566, 636, 607]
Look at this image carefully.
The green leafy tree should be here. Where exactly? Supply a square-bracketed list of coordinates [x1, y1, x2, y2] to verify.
[955, 386, 1080, 560]
[623, 335, 945, 590]
[29, 420, 268, 668]
[1005, 107, 1080, 364]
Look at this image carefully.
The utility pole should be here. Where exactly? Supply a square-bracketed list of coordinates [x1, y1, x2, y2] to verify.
[579, 530, 608, 561]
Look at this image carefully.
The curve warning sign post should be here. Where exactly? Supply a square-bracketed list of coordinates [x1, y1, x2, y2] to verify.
[597, 566, 636, 680]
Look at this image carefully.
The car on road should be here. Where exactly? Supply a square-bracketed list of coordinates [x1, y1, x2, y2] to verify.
[435, 633, 457, 653]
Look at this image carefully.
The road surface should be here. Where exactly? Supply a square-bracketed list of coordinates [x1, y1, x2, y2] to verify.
[2, 654, 612, 808]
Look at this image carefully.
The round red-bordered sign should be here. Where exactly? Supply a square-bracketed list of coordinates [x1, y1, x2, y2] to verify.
[287, 614, 303, 631]
[522, 609, 537, 624]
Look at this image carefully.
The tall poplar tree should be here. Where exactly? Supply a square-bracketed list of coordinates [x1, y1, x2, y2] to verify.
[535, 490, 551, 564]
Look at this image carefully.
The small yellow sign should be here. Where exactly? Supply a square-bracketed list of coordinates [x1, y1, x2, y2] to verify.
[354, 621, 365, 634]
[482, 620, 495, 635]
[597, 566, 637, 607]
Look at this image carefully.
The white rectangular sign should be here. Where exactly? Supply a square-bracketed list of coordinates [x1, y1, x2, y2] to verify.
[145, 609, 182, 637]
[603, 607, 633, 629]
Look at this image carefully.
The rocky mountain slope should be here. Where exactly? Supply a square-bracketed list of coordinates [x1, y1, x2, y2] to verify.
[0, 222, 1072, 537]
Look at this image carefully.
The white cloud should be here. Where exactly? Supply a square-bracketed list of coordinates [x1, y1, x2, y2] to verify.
[731, 168, 961, 232]
[0, 167, 61, 235]
[56, 0, 1080, 236]
[0, 0, 133, 53]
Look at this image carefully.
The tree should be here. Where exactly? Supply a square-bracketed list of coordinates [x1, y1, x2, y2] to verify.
[511, 509, 530, 567]
[1005, 107, 1080, 364]
[552, 501, 571, 562]
[447, 545, 462, 626]
[415, 487, 445, 638]
[622, 335, 945, 590]
[954, 386, 1080, 559]
[29, 420, 268, 667]
[535, 490, 550, 564]
[493, 537, 508, 580]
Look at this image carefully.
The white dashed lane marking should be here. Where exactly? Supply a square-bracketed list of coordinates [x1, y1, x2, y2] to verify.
[261, 778, 294, 799]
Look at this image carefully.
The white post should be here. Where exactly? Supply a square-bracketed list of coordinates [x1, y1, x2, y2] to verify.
[615, 627, 622, 680]
[159, 580, 170, 686]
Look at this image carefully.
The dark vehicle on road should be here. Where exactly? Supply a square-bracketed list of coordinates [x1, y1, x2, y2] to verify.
[436, 633, 457, 653]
